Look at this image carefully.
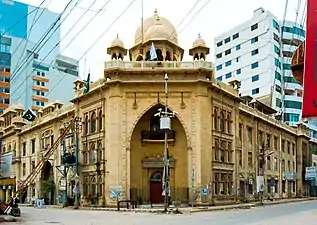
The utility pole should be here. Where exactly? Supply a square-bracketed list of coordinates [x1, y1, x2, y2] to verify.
[156, 73, 177, 212]
[61, 138, 67, 207]
[74, 117, 81, 209]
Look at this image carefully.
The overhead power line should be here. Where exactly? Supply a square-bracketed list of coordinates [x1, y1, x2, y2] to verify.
[9, 0, 79, 83]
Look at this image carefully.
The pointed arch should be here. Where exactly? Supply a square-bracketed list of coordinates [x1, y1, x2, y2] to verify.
[84, 115, 89, 135]
[111, 53, 117, 60]
[91, 112, 97, 133]
[98, 110, 103, 131]
[200, 53, 205, 60]
[220, 111, 225, 132]
[127, 102, 190, 146]
[194, 53, 199, 61]
[136, 55, 143, 61]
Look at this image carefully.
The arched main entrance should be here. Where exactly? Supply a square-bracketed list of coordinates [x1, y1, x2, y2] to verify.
[130, 104, 189, 204]
[41, 161, 55, 205]
[150, 171, 163, 203]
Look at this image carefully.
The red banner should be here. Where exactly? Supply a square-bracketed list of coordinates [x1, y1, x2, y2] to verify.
[302, 0, 317, 118]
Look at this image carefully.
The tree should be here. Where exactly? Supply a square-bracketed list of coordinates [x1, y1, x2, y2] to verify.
[42, 180, 55, 196]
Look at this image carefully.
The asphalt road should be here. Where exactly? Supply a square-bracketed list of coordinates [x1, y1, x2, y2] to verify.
[8, 201, 317, 225]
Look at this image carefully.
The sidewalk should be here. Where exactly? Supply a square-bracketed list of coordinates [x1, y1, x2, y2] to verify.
[18, 197, 317, 214]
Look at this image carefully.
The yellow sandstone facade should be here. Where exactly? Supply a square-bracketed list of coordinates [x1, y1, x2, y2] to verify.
[0, 11, 310, 205]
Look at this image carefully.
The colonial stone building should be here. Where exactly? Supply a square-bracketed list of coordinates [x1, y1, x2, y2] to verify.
[0, 10, 311, 205]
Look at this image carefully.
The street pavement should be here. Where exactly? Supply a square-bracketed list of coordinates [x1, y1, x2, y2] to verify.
[6, 201, 317, 225]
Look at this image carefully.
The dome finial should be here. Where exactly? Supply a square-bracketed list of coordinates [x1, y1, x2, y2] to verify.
[154, 8, 158, 15]
[198, 33, 201, 39]
[116, 33, 119, 39]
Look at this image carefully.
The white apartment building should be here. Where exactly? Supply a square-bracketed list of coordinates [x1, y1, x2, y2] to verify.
[214, 7, 305, 126]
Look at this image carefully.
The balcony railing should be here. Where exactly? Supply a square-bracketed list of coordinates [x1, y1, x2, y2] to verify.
[12, 117, 27, 125]
[105, 60, 213, 70]
[141, 130, 175, 142]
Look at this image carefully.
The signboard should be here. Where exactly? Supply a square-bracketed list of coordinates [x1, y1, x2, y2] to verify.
[305, 166, 316, 180]
[256, 176, 264, 193]
[60, 178, 66, 191]
[302, 0, 317, 118]
[0, 152, 12, 178]
[109, 186, 123, 200]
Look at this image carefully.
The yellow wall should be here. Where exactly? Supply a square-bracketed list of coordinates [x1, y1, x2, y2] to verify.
[130, 105, 188, 202]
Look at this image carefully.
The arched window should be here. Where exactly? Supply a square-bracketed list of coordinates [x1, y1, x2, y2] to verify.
[98, 175, 103, 197]
[91, 176, 97, 197]
[145, 51, 151, 61]
[111, 53, 117, 60]
[227, 114, 231, 134]
[90, 142, 96, 164]
[200, 53, 205, 60]
[220, 111, 225, 132]
[156, 49, 163, 61]
[194, 53, 199, 61]
[91, 112, 96, 133]
[84, 115, 89, 135]
[214, 109, 218, 130]
[83, 177, 89, 197]
[136, 55, 143, 61]
[118, 53, 123, 61]
[165, 51, 171, 61]
[98, 110, 103, 131]
[8, 144, 11, 152]
[3, 146, 6, 153]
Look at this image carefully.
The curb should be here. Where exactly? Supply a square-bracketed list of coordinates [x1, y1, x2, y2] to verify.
[18, 197, 317, 214]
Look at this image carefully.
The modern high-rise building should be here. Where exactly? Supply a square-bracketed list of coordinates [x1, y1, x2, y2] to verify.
[214, 7, 305, 126]
[0, 0, 78, 113]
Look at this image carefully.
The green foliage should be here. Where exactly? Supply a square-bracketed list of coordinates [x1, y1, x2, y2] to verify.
[42, 180, 55, 195]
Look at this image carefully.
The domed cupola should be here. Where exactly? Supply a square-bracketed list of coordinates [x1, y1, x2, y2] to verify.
[107, 34, 127, 60]
[129, 9, 184, 62]
[189, 33, 210, 60]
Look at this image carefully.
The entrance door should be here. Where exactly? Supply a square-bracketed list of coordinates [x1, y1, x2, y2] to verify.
[150, 171, 164, 204]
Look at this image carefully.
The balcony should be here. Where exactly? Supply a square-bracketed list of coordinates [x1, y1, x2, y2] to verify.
[12, 117, 27, 126]
[141, 130, 175, 145]
[105, 60, 213, 70]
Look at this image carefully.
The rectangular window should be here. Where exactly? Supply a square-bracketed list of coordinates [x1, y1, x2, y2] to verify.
[273, 33, 280, 42]
[22, 142, 26, 156]
[284, 101, 302, 110]
[31, 139, 35, 154]
[237, 69, 241, 75]
[251, 49, 259, 56]
[217, 76, 222, 81]
[275, 71, 281, 80]
[217, 41, 223, 47]
[216, 53, 222, 59]
[225, 73, 232, 79]
[276, 98, 282, 107]
[41, 72, 45, 77]
[216, 65, 222, 71]
[225, 60, 231, 67]
[275, 85, 281, 93]
[36, 71, 40, 76]
[251, 36, 258, 44]
[252, 74, 259, 82]
[36, 81, 40, 85]
[283, 63, 291, 70]
[224, 37, 231, 44]
[284, 113, 300, 122]
[252, 88, 259, 95]
[233, 33, 239, 40]
[251, 62, 259, 69]
[41, 82, 45, 86]
[41, 102, 44, 106]
[251, 23, 258, 31]
[22, 163, 26, 176]
[41, 92, 44, 96]
[225, 49, 231, 55]
[273, 19, 280, 30]
[36, 91, 40, 95]
[274, 45, 280, 55]
[236, 56, 240, 62]
[236, 44, 241, 50]
[36, 101, 39, 106]
[274, 58, 281, 68]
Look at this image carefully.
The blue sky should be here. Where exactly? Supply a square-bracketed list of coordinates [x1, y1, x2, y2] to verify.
[19, 0, 306, 80]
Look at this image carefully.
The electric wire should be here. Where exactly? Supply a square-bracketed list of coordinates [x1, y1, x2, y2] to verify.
[48, 0, 113, 67]
[9, 0, 78, 84]
[8, 0, 78, 102]
[48, 0, 212, 98]
[12, 0, 54, 75]
[10, 0, 107, 105]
